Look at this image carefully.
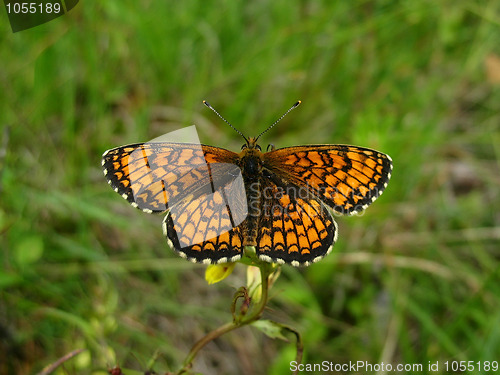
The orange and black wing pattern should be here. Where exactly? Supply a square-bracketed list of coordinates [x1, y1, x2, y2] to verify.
[102, 143, 247, 264]
[255, 176, 337, 266]
[162, 186, 246, 263]
[263, 145, 392, 215]
[102, 143, 239, 213]
[249, 144, 392, 266]
[102, 139, 392, 266]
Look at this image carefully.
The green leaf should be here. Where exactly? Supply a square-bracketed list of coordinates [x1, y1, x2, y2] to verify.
[252, 320, 288, 341]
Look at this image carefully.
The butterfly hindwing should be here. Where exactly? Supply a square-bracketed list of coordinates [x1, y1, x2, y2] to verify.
[162, 160, 247, 264]
[255, 176, 337, 266]
[163, 196, 245, 264]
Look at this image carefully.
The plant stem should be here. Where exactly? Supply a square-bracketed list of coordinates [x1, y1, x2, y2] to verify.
[179, 321, 237, 374]
[240, 262, 271, 324]
[178, 263, 273, 374]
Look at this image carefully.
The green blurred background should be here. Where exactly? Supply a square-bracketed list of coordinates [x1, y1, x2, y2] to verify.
[1, 1, 500, 374]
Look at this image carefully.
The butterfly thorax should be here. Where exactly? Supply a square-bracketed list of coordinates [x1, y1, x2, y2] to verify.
[238, 143, 263, 177]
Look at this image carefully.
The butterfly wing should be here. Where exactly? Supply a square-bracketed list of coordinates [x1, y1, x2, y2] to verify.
[162, 178, 246, 263]
[103, 143, 247, 263]
[103, 142, 392, 266]
[255, 176, 337, 266]
[102, 143, 240, 212]
[262, 145, 392, 215]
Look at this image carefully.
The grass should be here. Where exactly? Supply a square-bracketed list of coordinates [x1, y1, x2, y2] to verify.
[1, 0, 500, 374]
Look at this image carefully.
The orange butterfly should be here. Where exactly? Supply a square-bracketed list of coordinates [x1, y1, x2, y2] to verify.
[102, 101, 392, 266]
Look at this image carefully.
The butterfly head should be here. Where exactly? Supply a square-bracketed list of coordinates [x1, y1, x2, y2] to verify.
[241, 137, 262, 151]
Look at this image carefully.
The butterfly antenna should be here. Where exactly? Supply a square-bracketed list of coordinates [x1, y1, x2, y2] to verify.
[256, 100, 301, 141]
[203, 100, 248, 143]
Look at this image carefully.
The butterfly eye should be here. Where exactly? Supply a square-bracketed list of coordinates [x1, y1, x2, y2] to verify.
[241, 144, 247, 150]
[267, 144, 275, 152]
[255, 144, 262, 151]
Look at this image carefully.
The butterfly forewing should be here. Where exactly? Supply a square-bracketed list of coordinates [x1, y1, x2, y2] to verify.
[102, 143, 240, 212]
[263, 145, 392, 215]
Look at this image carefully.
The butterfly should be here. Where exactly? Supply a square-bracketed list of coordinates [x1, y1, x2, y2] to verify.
[102, 101, 392, 267]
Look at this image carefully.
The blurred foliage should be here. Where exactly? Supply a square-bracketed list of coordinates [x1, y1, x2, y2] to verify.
[1, 0, 500, 374]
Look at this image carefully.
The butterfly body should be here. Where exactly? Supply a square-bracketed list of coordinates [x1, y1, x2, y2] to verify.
[236, 137, 265, 247]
